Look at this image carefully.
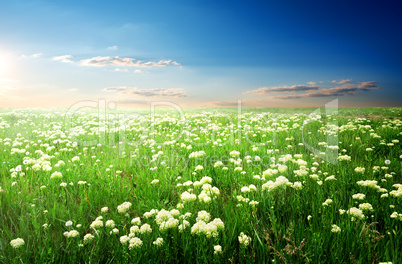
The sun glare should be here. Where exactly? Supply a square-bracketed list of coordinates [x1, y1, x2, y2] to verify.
[0, 55, 5, 73]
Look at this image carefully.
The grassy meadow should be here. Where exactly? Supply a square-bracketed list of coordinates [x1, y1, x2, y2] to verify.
[0, 107, 401, 263]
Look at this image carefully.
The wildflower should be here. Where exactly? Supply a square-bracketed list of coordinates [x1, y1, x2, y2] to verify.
[352, 193, 365, 200]
[83, 234, 95, 244]
[322, 199, 333, 206]
[196, 210, 211, 222]
[60, 182, 67, 187]
[50, 171, 62, 179]
[117, 202, 132, 214]
[307, 215, 312, 221]
[181, 191, 197, 203]
[324, 175, 336, 181]
[331, 224, 341, 233]
[153, 237, 164, 247]
[178, 220, 190, 232]
[151, 179, 159, 185]
[238, 232, 251, 247]
[10, 238, 25, 249]
[105, 220, 115, 228]
[214, 161, 223, 167]
[354, 167, 365, 174]
[64, 230, 79, 238]
[120, 235, 130, 245]
[90, 219, 103, 229]
[385, 160, 391, 165]
[140, 224, 152, 234]
[101, 207, 108, 213]
[249, 200, 259, 207]
[359, 203, 374, 211]
[347, 207, 365, 220]
[292, 181, 303, 190]
[195, 165, 204, 171]
[214, 245, 222, 255]
[189, 151, 206, 159]
[65, 220, 73, 227]
[131, 217, 141, 225]
[128, 237, 143, 250]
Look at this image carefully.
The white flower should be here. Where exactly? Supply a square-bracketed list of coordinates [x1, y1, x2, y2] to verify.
[101, 207, 109, 213]
[214, 245, 222, 254]
[385, 160, 391, 165]
[64, 230, 79, 238]
[128, 237, 143, 250]
[10, 238, 25, 249]
[181, 191, 197, 203]
[83, 234, 95, 244]
[105, 220, 115, 228]
[65, 220, 73, 227]
[153, 237, 164, 247]
[120, 235, 130, 244]
[347, 207, 365, 220]
[117, 202, 132, 214]
[90, 219, 103, 229]
[331, 224, 341, 233]
[196, 210, 211, 222]
[140, 224, 152, 234]
[195, 165, 204, 171]
[352, 193, 365, 200]
[359, 203, 373, 211]
[238, 232, 251, 247]
[60, 182, 67, 187]
[151, 179, 160, 185]
[354, 167, 365, 174]
[322, 199, 333, 206]
[50, 171, 62, 179]
[131, 217, 141, 225]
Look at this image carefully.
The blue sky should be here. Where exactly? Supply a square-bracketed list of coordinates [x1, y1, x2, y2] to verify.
[0, 0, 401, 108]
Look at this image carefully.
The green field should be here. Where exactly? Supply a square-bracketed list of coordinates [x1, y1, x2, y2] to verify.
[1, 107, 401, 263]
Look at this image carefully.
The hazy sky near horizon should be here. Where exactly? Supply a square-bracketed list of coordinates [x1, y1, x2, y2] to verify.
[0, 0, 401, 108]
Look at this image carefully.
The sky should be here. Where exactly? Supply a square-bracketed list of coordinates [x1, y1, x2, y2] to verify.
[0, 0, 401, 108]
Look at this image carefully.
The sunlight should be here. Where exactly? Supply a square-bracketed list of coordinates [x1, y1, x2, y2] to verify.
[0, 56, 4, 72]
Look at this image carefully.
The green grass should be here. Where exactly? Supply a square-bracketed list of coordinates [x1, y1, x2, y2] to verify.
[0, 107, 401, 263]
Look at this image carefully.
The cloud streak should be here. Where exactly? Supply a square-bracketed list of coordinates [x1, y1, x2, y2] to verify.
[103, 87, 187, 97]
[243, 85, 319, 94]
[271, 81, 381, 99]
[331, 79, 352, 84]
[80, 56, 180, 67]
[52, 55, 74, 63]
[51, 55, 180, 68]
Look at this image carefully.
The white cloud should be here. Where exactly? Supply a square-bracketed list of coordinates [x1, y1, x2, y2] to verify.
[108, 45, 118, 50]
[68, 88, 78, 92]
[114, 68, 129, 72]
[52, 55, 74, 63]
[103, 87, 187, 97]
[331, 79, 352, 84]
[80, 56, 180, 67]
[134, 69, 143, 73]
[243, 85, 319, 94]
[270, 81, 380, 99]
[32, 53, 43, 58]
[307, 81, 316, 85]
